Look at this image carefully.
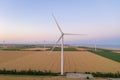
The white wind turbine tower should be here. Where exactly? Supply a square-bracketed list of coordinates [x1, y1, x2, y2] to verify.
[51, 14, 86, 75]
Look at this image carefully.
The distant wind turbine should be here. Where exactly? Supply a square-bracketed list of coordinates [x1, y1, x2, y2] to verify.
[44, 40, 46, 51]
[51, 14, 86, 75]
[94, 40, 97, 51]
[3, 40, 5, 48]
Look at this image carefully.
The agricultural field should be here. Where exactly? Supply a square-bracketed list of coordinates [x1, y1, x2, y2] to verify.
[47, 47, 78, 51]
[0, 49, 120, 73]
[113, 50, 120, 53]
[88, 48, 120, 62]
[23, 48, 49, 51]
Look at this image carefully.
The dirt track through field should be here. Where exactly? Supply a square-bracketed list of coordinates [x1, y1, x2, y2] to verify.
[0, 51, 120, 73]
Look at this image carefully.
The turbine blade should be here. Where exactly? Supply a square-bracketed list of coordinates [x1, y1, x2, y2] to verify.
[64, 33, 87, 35]
[51, 35, 63, 51]
[52, 14, 63, 34]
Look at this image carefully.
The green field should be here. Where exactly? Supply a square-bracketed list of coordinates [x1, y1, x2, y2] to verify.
[48, 47, 78, 51]
[88, 48, 120, 63]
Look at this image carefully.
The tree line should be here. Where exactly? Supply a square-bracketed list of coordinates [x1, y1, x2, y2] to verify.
[85, 72, 120, 78]
[0, 69, 59, 76]
[0, 69, 120, 78]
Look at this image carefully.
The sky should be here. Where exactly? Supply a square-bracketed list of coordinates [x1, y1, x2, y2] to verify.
[0, 0, 120, 45]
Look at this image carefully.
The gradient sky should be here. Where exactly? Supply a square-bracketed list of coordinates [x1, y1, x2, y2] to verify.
[0, 0, 120, 44]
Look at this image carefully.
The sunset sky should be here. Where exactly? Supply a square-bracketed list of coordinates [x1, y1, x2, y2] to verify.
[0, 0, 120, 45]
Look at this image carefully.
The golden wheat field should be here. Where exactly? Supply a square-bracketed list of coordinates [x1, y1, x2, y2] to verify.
[0, 50, 120, 73]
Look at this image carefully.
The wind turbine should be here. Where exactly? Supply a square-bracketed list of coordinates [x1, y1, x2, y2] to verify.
[3, 40, 5, 48]
[94, 40, 97, 51]
[43, 40, 46, 51]
[51, 14, 86, 75]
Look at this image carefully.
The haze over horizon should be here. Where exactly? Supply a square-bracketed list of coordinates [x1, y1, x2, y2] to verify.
[0, 0, 120, 45]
